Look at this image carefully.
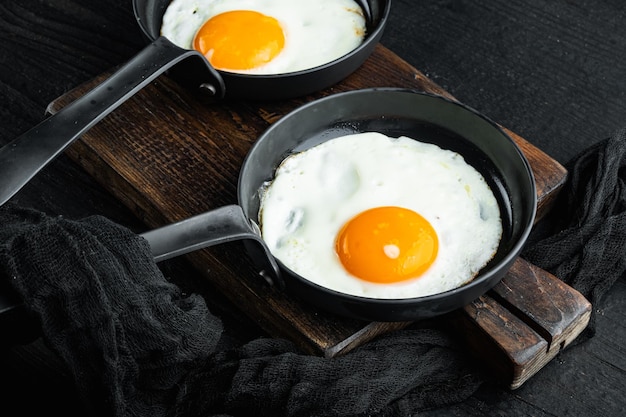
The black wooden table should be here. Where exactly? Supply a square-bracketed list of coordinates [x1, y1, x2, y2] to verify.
[1, 0, 625, 415]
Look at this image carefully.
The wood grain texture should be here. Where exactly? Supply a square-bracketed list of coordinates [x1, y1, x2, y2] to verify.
[456, 258, 591, 389]
[47, 44, 583, 383]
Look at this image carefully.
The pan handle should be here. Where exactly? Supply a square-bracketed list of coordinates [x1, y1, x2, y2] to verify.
[141, 205, 283, 288]
[0, 36, 225, 207]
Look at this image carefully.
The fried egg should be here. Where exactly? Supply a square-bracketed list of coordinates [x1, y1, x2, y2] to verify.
[259, 132, 503, 299]
[160, 0, 366, 74]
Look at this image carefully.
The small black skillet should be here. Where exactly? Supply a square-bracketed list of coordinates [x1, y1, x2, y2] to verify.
[143, 88, 537, 322]
[0, 0, 390, 206]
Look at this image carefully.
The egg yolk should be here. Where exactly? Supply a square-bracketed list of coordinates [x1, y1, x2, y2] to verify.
[335, 206, 439, 284]
[192, 10, 285, 71]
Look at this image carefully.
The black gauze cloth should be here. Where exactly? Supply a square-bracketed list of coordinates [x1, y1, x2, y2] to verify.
[0, 205, 482, 417]
[2, 128, 625, 416]
[523, 127, 626, 336]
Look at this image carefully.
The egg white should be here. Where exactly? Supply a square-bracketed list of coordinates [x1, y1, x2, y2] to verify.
[259, 132, 503, 299]
[160, 0, 366, 74]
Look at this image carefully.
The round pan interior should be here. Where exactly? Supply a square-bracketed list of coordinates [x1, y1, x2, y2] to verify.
[238, 88, 537, 321]
[132, 0, 391, 100]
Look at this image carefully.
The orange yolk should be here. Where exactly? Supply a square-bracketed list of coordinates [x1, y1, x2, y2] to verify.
[192, 10, 285, 71]
[335, 206, 439, 284]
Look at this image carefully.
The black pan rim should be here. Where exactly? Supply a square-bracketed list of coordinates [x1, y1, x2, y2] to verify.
[239, 87, 537, 308]
[131, 0, 392, 79]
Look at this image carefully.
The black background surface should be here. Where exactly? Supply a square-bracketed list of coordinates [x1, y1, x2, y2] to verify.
[1, 0, 625, 415]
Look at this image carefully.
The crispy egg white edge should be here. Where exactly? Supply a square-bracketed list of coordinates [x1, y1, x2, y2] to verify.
[160, 0, 366, 74]
[259, 132, 503, 299]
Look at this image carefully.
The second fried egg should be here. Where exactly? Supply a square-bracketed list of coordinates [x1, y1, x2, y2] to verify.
[160, 0, 366, 74]
[259, 132, 503, 299]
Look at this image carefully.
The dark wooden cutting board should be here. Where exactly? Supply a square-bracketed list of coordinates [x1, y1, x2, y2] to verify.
[48, 44, 590, 389]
